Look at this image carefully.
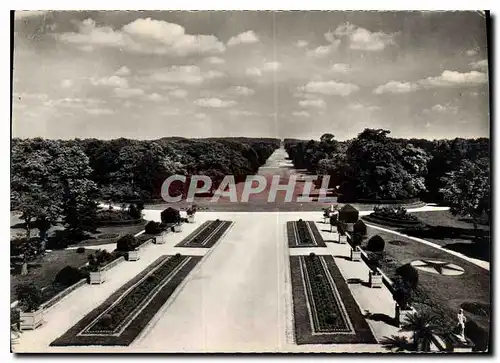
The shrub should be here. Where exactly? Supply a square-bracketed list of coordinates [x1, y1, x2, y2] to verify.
[366, 235, 385, 252]
[128, 203, 142, 219]
[96, 209, 134, 222]
[145, 221, 163, 235]
[392, 279, 413, 309]
[76, 247, 86, 254]
[353, 220, 367, 236]
[161, 207, 181, 224]
[11, 307, 20, 326]
[187, 205, 197, 216]
[395, 263, 419, 289]
[55, 266, 85, 287]
[116, 234, 138, 252]
[329, 214, 338, 225]
[337, 223, 346, 235]
[367, 251, 383, 270]
[15, 283, 43, 312]
[101, 314, 113, 328]
[465, 320, 489, 351]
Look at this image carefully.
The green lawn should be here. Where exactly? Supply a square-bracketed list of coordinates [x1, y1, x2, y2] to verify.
[364, 226, 490, 345]
[10, 249, 96, 303]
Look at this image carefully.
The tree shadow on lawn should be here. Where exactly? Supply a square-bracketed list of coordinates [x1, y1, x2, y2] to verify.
[443, 241, 490, 262]
[364, 312, 399, 327]
[402, 225, 490, 241]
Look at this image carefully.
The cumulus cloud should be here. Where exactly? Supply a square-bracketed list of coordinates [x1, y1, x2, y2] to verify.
[423, 104, 458, 114]
[373, 81, 419, 94]
[295, 40, 309, 48]
[292, 110, 311, 117]
[147, 93, 165, 102]
[116, 66, 131, 76]
[466, 48, 479, 56]
[469, 59, 488, 71]
[91, 75, 129, 88]
[56, 18, 225, 56]
[231, 86, 255, 96]
[61, 79, 73, 88]
[330, 63, 351, 73]
[227, 30, 260, 46]
[86, 108, 114, 115]
[332, 22, 396, 51]
[143, 65, 224, 85]
[299, 80, 359, 96]
[229, 109, 259, 116]
[348, 102, 381, 111]
[307, 44, 335, 58]
[245, 67, 262, 77]
[15, 10, 48, 20]
[169, 89, 188, 98]
[205, 56, 225, 64]
[299, 98, 326, 108]
[262, 61, 281, 71]
[374, 70, 488, 94]
[114, 87, 145, 98]
[195, 98, 236, 108]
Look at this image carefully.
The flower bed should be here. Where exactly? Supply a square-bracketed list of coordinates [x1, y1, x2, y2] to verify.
[50, 254, 202, 346]
[175, 220, 233, 248]
[289, 254, 376, 344]
[363, 206, 425, 229]
[287, 220, 327, 247]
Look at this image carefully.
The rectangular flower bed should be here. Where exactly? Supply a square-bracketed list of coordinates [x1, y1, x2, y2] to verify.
[50, 254, 202, 346]
[289, 254, 375, 344]
[287, 221, 327, 248]
[175, 220, 233, 248]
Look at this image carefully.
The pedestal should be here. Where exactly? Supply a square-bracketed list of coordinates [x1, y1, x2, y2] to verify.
[128, 250, 140, 261]
[89, 271, 106, 284]
[350, 247, 361, 261]
[20, 310, 43, 330]
[395, 304, 415, 327]
[369, 271, 383, 288]
[173, 224, 183, 233]
[338, 234, 347, 244]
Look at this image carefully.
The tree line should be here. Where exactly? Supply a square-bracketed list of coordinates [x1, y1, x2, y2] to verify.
[285, 129, 490, 225]
[11, 136, 280, 243]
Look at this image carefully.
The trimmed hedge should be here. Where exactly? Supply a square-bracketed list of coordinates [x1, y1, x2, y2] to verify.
[55, 266, 87, 287]
[395, 263, 419, 289]
[76, 247, 86, 254]
[366, 235, 385, 252]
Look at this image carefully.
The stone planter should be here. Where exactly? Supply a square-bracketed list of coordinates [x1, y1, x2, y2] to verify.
[338, 234, 347, 244]
[20, 309, 43, 330]
[155, 234, 166, 244]
[89, 270, 106, 285]
[350, 247, 361, 262]
[187, 215, 195, 223]
[395, 303, 415, 327]
[369, 270, 383, 288]
[128, 250, 140, 261]
[173, 224, 183, 233]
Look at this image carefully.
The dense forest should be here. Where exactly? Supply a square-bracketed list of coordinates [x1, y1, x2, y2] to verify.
[284, 129, 490, 216]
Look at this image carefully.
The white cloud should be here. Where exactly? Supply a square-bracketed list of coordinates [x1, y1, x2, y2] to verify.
[374, 70, 488, 94]
[116, 66, 131, 76]
[348, 102, 380, 111]
[147, 93, 165, 102]
[469, 59, 488, 71]
[205, 56, 225, 64]
[307, 44, 336, 58]
[419, 70, 488, 88]
[330, 63, 351, 73]
[373, 81, 419, 94]
[246, 67, 262, 77]
[86, 108, 114, 115]
[333, 22, 396, 51]
[229, 109, 259, 116]
[14, 10, 48, 20]
[262, 61, 281, 71]
[292, 110, 311, 118]
[299, 80, 359, 96]
[169, 89, 188, 98]
[114, 87, 145, 98]
[143, 65, 223, 85]
[91, 75, 129, 88]
[195, 98, 236, 108]
[227, 30, 260, 46]
[424, 104, 458, 114]
[299, 98, 326, 108]
[231, 86, 255, 96]
[56, 18, 225, 56]
[61, 79, 73, 88]
[466, 48, 479, 56]
[295, 40, 309, 48]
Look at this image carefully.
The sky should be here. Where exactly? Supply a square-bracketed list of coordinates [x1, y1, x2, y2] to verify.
[12, 11, 490, 141]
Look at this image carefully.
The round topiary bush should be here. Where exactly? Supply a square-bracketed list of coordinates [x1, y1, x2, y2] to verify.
[161, 207, 181, 224]
[353, 220, 367, 236]
[76, 247, 86, 254]
[366, 235, 385, 252]
[396, 263, 419, 289]
[145, 221, 162, 235]
[101, 313, 113, 328]
[309, 252, 316, 258]
[55, 266, 85, 287]
[116, 234, 138, 252]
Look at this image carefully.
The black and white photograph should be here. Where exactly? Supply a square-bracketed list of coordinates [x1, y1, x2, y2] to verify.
[9, 9, 491, 353]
